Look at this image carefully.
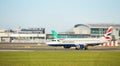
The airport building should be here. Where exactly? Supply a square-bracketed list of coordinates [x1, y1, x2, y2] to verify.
[0, 24, 120, 46]
[0, 27, 46, 43]
[47, 24, 120, 39]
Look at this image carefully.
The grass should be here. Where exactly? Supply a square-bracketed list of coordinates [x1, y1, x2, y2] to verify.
[0, 51, 120, 66]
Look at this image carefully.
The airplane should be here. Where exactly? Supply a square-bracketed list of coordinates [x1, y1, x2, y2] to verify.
[46, 26, 113, 50]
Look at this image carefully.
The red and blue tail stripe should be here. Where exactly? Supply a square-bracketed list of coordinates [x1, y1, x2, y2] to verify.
[104, 26, 112, 40]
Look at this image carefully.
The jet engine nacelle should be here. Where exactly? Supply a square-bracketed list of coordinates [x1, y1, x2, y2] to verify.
[76, 44, 88, 50]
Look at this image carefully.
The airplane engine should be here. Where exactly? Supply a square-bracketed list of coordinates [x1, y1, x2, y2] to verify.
[76, 44, 87, 50]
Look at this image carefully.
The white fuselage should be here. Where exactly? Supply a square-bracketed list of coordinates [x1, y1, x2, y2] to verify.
[47, 37, 108, 46]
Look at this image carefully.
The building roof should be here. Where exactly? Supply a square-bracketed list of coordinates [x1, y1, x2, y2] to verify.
[74, 24, 89, 28]
[87, 24, 120, 28]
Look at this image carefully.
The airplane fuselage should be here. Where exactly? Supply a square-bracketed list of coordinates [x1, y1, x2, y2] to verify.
[46, 37, 108, 50]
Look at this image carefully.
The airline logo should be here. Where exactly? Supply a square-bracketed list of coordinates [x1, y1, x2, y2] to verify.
[106, 26, 112, 33]
[104, 26, 112, 40]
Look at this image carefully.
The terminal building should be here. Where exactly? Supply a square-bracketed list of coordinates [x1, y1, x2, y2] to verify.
[47, 24, 120, 39]
[0, 27, 46, 43]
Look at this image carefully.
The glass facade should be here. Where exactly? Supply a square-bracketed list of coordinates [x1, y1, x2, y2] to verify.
[119, 30, 120, 36]
[102, 28, 108, 34]
[91, 28, 99, 34]
[91, 28, 107, 34]
[59, 34, 90, 38]
[18, 28, 45, 34]
[46, 34, 90, 39]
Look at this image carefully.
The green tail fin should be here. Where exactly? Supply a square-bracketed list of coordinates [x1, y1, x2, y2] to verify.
[51, 30, 61, 39]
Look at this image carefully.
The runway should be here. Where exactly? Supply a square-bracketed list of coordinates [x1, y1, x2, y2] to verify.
[0, 43, 120, 51]
[0, 47, 120, 51]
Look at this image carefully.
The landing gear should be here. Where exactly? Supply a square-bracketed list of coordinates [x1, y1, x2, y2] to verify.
[75, 44, 88, 50]
[84, 46, 88, 50]
[75, 47, 80, 50]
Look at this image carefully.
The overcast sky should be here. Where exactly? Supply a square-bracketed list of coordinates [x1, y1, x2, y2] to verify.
[0, 0, 120, 32]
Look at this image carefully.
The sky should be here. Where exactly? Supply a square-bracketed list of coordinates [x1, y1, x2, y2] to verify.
[0, 0, 120, 32]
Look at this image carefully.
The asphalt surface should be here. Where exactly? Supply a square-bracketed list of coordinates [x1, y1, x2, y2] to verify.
[0, 47, 120, 51]
[0, 43, 120, 51]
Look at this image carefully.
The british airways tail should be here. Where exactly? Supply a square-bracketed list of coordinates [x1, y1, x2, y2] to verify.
[103, 26, 112, 40]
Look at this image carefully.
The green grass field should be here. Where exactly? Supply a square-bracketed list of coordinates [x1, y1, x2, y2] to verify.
[0, 51, 120, 66]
